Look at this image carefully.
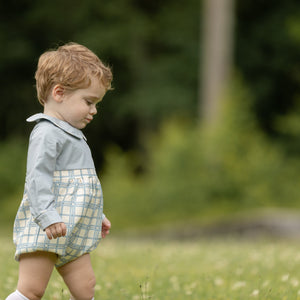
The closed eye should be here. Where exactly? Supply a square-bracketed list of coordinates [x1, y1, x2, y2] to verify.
[85, 99, 95, 106]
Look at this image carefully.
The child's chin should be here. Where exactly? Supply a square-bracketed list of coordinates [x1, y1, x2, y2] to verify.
[74, 122, 88, 129]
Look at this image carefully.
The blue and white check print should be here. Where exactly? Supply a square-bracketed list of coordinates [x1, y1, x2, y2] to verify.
[13, 168, 104, 267]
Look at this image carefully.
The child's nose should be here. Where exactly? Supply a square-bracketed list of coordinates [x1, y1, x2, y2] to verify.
[90, 105, 97, 115]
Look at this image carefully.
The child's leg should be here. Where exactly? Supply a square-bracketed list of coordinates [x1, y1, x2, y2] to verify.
[16, 251, 57, 300]
[57, 253, 96, 300]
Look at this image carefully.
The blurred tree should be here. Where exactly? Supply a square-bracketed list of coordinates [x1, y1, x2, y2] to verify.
[200, 0, 235, 124]
[1, 0, 300, 170]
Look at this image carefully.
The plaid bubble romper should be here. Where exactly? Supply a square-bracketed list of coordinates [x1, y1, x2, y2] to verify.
[13, 114, 105, 267]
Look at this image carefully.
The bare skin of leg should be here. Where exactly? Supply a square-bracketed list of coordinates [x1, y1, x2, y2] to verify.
[17, 251, 57, 300]
[57, 253, 96, 300]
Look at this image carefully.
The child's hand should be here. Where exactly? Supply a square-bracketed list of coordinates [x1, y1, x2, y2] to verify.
[102, 217, 111, 238]
[45, 222, 67, 240]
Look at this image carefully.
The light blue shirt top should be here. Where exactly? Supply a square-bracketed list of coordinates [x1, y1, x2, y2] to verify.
[24, 113, 103, 230]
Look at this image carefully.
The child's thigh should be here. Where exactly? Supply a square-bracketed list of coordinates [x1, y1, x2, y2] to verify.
[57, 253, 96, 299]
[17, 251, 57, 299]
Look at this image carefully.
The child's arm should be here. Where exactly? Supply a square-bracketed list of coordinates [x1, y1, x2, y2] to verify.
[45, 222, 67, 240]
[26, 124, 64, 231]
[101, 217, 111, 238]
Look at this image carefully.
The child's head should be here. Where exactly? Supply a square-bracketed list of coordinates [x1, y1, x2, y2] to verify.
[35, 42, 113, 105]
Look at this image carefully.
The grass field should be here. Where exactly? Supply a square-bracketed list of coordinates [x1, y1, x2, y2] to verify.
[1, 235, 300, 300]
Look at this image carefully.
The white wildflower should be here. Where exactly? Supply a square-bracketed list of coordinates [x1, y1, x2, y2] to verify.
[214, 277, 224, 286]
[281, 274, 289, 282]
[251, 289, 259, 297]
[184, 281, 197, 296]
[232, 281, 246, 290]
[51, 291, 61, 300]
[291, 278, 299, 287]
[51, 281, 61, 288]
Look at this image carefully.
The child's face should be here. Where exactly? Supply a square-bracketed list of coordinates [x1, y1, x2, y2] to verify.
[58, 77, 106, 129]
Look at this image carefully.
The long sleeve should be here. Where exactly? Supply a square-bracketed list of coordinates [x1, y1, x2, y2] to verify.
[25, 125, 63, 230]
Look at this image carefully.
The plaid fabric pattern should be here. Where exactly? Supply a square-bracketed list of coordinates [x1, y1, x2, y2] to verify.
[13, 168, 104, 267]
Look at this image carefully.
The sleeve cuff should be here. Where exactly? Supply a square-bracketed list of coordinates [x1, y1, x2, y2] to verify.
[34, 209, 63, 231]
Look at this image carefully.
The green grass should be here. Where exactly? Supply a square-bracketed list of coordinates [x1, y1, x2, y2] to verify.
[1, 235, 300, 299]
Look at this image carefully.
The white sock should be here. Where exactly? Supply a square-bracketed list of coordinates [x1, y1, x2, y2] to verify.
[6, 290, 30, 300]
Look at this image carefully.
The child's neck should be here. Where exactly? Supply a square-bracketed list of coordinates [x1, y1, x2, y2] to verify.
[43, 107, 65, 122]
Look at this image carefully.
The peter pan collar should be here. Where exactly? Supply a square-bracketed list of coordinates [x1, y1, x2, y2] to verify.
[27, 113, 87, 140]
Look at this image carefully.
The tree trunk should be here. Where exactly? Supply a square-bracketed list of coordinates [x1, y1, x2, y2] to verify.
[199, 0, 235, 124]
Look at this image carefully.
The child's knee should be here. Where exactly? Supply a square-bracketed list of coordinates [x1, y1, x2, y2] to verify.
[70, 275, 96, 300]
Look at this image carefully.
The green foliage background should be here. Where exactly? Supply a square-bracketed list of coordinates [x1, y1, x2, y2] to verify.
[1, 1, 300, 231]
[2, 78, 300, 232]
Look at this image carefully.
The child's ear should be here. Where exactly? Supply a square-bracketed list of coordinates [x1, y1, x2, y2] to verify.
[52, 85, 65, 102]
